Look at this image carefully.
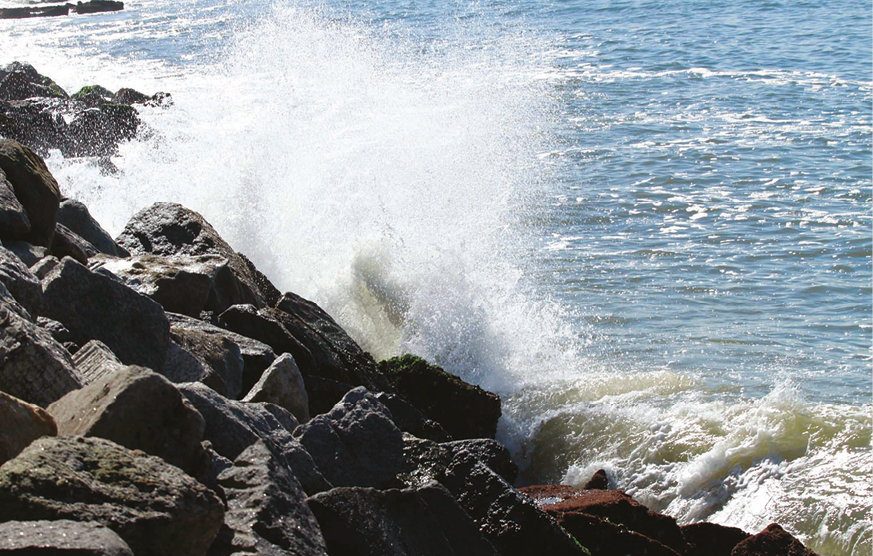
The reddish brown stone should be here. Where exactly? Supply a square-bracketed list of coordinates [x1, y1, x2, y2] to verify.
[583, 469, 609, 490]
[731, 523, 819, 556]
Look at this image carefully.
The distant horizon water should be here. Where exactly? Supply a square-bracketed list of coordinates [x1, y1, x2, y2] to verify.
[1, 1, 870, 554]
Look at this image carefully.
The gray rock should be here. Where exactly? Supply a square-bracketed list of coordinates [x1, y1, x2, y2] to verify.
[170, 325, 243, 399]
[0, 520, 133, 555]
[0, 244, 41, 316]
[115, 202, 266, 312]
[67, 103, 140, 157]
[376, 391, 451, 442]
[72, 339, 125, 384]
[48, 365, 207, 476]
[210, 441, 329, 556]
[27, 251, 56, 275]
[0, 139, 60, 247]
[262, 401, 300, 433]
[0, 390, 56, 465]
[162, 338, 227, 393]
[306, 482, 499, 556]
[50, 222, 98, 264]
[3, 240, 47, 267]
[0, 436, 224, 556]
[57, 198, 129, 257]
[40, 257, 170, 371]
[243, 352, 310, 422]
[442, 438, 518, 485]
[93, 254, 228, 318]
[293, 386, 402, 489]
[0, 282, 81, 407]
[0, 167, 30, 238]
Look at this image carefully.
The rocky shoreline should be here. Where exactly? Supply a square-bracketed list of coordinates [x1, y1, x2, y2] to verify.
[0, 62, 822, 556]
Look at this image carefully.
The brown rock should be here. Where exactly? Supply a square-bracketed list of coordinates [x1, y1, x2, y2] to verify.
[0, 390, 56, 465]
[731, 523, 819, 556]
[0, 139, 60, 247]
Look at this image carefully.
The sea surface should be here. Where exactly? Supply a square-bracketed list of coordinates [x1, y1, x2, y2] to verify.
[1, 0, 870, 553]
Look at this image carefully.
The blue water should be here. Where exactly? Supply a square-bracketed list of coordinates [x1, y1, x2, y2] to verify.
[1, 1, 870, 554]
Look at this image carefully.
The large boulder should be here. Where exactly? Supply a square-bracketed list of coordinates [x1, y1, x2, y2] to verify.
[682, 522, 750, 556]
[0, 244, 41, 316]
[306, 483, 499, 556]
[555, 511, 681, 556]
[71, 339, 125, 384]
[210, 441, 329, 556]
[0, 62, 67, 101]
[375, 391, 451, 442]
[0, 520, 134, 555]
[399, 436, 517, 489]
[242, 352, 310, 423]
[51, 222, 98, 263]
[0, 139, 61, 247]
[57, 198, 129, 257]
[0, 390, 56, 465]
[0, 282, 81, 406]
[0, 436, 225, 556]
[293, 386, 403, 489]
[731, 523, 819, 556]
[47, 365, 207, 476]
[377, 354, 501, 440]
[115, 202, 266, 311]
[0, 168, 30, 238]
[40, 257, 170, 371]
[168, 325, 243, 399]
[0, 97, 69, 156]
[67, 103, 140, 157]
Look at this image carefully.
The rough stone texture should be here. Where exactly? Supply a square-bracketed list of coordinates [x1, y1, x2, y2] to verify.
[218, 303, 315, 393]
[0, 97, 69, 156]
[556, 512, 681, 556]
[36, 315, 77, 352]
[0, 244, 41, 316]
[3, 240, 47, 267]
[0, 390, 56, 465]
[72, 339, 125, 384]
[399, 435, 517, 489]
[238, 251, 281, 306]
[271, 293, 390, 398]
[93, 254, 228, 317]
[438, 451, 585, 556]
[209, 441, 329, 556]
[583, 469, 610, 490]
[40, 257, 170, 371]
[307, 483, 499, 556]
[377, 354, 501, 440]
[0, 283, 81, 406]
[682, 522, 750, 556]
[166, 311, 275, 397]
[114, 202, 266, 311]
[57, 198, 129, 257]
[0, 62, 67, 101]
[375, 391, 451, 442]
[305, 374, 356, 417]
[169, 325, 243, 399]
[0, 436, 225, 556]
[51, 222, 98, 264]
[0, 168, 30, 238]
[731, 523, 819, 556]
[67, 103, 140, 157]
[0, 139, 61, 247]
[519, 486, 688, 555]
[263, 401, 300, 433]
[294, 387, 403, 489]
[242, 352, 310, 423]
[48, 365, 207, 476]
[0, 520, 134, 555]
[442, 439, 518, 485]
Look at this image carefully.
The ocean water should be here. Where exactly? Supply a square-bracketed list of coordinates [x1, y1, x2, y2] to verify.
[1, 0, 870, 553]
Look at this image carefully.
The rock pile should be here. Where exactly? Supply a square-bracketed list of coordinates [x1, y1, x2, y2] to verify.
[0, 101, 823, 555]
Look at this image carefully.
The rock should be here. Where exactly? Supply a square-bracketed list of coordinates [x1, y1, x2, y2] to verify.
[375, 391, 451, 442]
[242, 352, 310, 423]
[0, 520, 133, 555]
[442, 439, 518, 485]
[377, 354, 501, 440]
[169, 325, 243, 399]
[0, 283, 81, 406]
[36, 316, 77, 351]
[51, 222, 98, 263]
[583, 469, 610, 490]
[0, 435, 224, 556]
[115, 202, 266, 310]
[0, 391, 56, 465]
[0, 63, 67, 101]
[556, 512, 681, 556]
[238, 251, 281, 306]
[47, 365, 207, 476]
[270, 292, 390, 397]
[731, 523, 819, 556]
[3, 240, 47, 267]
[294, 386, 403, 489]
[40, 257, 169, 371]
[218, 303, 316, 391]
[210, 441, 329, 556]
[263, 402, 300, 432]
[57, 198, 129, 257]
[111, 87, 150, 105]
[0, 5, 71, 19]
[71, 339, 125, 383]
[682, 522, 750, 556]
[0, 244, 42, 316]
[162, 338, 228, 394]
[67, 103, 140, 157]
[0, 139, 61, 247]
[399, 435, 517, 489]
[0, 97, 69, 155]
[307, 483, 499, 556]
[94, 253, 229, 317]
[71, 84, 114, 108]
[166, 311, 276, 395]
[304, 374, 356, 417]
[73, 0, 124, 14]
[519, 486, 688, 555]
[437, 450, 584, 556]
[0, 168, 30, 238]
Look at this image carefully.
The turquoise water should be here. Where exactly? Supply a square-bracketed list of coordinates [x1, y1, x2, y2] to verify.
[1, 1, 870, 553]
